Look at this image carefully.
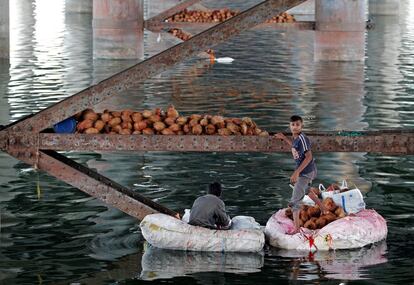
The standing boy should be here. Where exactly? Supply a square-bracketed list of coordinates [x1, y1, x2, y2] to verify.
[275, 115, 328, 233]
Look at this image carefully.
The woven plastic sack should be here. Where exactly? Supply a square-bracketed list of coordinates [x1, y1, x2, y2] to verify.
[140, 213, 265, 252]
[265, 208, 387, 251]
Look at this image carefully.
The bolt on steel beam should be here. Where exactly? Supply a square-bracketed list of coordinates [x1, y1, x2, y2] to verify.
[3, 0, 307, 134]
[5, 148, 177, 220]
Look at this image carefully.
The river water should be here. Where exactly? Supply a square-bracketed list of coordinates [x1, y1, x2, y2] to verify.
[0, 0, 413, 284]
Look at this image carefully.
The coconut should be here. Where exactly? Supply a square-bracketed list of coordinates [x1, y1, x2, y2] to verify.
[134, 121, 147, 131]
[232, 118, 242, 125]
[108, 117, 122, 127]
[285, 208, 293, 220]
[335, 207, 346, 219]
[101, 112, 112, 123]
[240, 123, 248, 135]
[216, 121, 226, 129]
[77, 119, 94, 132]
[242, 117, 253, 126]
[323, 197, 337, 212]
[142, 110, 153, 118]
[167, 105, 179, 118]
[85, 127, 99, 134]
[83, 109, 98, 121]
[119, 128, 132, 135]
[112, 125, 122, 133]
[191, 125, 203, 135]
[205, 124, 216, 135]
[218, 128, 232, 136]
[315, 217, 327, 229]
[121, 114, 132, 122]
[226, 122, 240, 134]
[153, 121, 166, 132]
[190, 114, 202, 121]
[142, 128, 154, 135]
[322, 212, 337, 223]
[154, 108, 164, 117]
[132, 112, 143, 122]
[304, 219, 317, 230]
[161, 129, 175, 135]
[307, 205, 321, 218]
[164, 117, 176, 126]
[149, 114, 162, 123]
[121, 121, 133, 130]
[200, 116, 209, 126]
[183, 124, 190, 134]
[177, 131, 184, 135]
[94, 120, 105, 132]
[111, 111, 121, 118]
[132, 130, 141, 135]
[176, 116, 188, 125]
[169, 123, 181, 132]
[189, 118, 200, 127]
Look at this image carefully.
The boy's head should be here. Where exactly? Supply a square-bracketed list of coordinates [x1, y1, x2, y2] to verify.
[208, 182, 222, 197]
[289, 115, 303, 135]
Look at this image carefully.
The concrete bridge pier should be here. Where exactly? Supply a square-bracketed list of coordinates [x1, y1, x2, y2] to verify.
[314, 0, 366, 61]
[93, 0, 144, 59]
[65, 0, 92, 14]
[0, 0, 9, 58]
[369, 0, 400, 16]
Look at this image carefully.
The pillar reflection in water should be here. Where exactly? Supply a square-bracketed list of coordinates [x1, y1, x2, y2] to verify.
[313, 61, 371, 192]
[63, 9, 93, 96]
[365, 15, 403, 129]
[0, 0, 9, 58]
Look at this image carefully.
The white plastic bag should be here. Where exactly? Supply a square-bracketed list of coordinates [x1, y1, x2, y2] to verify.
[321, 180, 366, 214]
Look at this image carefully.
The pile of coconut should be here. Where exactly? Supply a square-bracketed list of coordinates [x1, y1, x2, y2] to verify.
[265, 12, 296, 23]
[75, 106, 269, 136]
[285, 196, 347, 230]
[168, 28, 192, 41]
[165, 8, 238, 23]
[165, 8, 295, 24]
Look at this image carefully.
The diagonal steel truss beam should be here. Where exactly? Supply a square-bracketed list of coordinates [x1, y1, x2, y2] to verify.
[5, 148, 177, 220]
[3, 0, 307, 134]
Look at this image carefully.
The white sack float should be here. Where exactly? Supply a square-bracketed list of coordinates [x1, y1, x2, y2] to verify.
[140, 213, 265, 252]
[265, 209, 387, 251]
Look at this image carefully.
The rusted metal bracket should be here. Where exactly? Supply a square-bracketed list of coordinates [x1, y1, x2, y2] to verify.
[3, 131, 414, 154]
[6, 147, 177, 220]
[3, 0, 307, 134]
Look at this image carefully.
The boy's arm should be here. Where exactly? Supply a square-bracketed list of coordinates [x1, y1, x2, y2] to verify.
[215, 201, 231, 228]
[275, 133, 292, 147]
[290, 151, 313, 183]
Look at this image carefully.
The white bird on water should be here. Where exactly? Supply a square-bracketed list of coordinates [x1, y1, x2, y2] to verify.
[206, 49, 234, 64]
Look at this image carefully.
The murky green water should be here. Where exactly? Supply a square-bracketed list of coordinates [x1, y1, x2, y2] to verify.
[0, 1, 413, 284]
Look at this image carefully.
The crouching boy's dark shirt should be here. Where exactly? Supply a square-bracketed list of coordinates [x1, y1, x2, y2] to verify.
[189, 194, 231, 229]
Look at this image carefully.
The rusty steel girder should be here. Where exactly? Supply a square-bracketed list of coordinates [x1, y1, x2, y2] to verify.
[2, 131, 413, 154]
[3, 0, 307, 134]
[5, 148, 177, 220]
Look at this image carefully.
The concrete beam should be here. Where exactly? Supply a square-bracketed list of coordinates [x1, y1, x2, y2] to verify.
[0, 0, 9, 58]
[65, 0, 92, 13]
[314, 0, 366, 61]
[369, 0, 400, 16]
[93, 0, 144, 59]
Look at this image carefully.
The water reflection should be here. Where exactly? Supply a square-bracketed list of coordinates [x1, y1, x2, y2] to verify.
[273, 241, 387, 281]
[140, 245, 264, 281]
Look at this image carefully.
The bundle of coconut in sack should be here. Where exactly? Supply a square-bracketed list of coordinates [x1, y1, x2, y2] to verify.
[285, 193, 347, 230]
